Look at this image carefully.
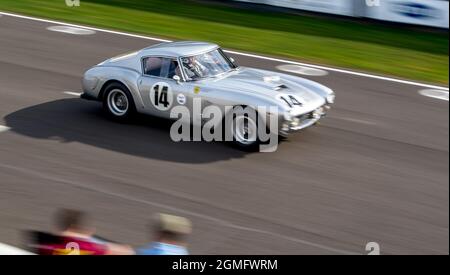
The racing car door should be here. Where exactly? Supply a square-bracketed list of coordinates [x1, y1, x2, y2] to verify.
[138, 56, 193, 119]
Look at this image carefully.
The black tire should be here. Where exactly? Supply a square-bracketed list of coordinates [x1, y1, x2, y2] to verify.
[102, 82, 136, 122]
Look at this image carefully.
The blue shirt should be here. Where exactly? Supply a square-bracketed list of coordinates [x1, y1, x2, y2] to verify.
[137, 242, 188, 255]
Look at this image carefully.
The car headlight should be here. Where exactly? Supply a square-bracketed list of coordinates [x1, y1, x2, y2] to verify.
[326, 94, 335, 104]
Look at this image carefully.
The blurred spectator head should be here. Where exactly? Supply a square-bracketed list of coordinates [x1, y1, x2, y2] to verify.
[55, 209, 94, 236]
[153, 213, 192, 244]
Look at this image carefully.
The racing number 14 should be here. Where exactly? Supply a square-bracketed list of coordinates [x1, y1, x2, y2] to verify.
[280, 95, 302, 108]
[153, 84, 170, 107]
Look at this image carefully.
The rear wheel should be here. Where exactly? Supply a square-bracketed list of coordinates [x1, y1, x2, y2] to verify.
[102, 82, 135, 122]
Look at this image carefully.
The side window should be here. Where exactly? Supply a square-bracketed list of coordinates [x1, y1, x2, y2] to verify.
[143, 57, 163, 76]
[168, 59, 181, 79]
[143, 57, 180, 79]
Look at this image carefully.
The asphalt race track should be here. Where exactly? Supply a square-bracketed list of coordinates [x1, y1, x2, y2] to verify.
[0, 14, 448, 254]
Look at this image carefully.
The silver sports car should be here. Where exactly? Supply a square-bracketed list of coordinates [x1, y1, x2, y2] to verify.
[81, 41, 335, 149]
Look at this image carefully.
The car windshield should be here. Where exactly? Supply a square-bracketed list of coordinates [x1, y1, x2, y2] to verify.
[180, 48, 236, 81]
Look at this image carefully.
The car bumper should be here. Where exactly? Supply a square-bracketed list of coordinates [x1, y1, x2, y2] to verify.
[280, 105, 329, 136]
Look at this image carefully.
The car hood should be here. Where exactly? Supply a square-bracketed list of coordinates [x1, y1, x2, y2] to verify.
[201, 67, 326, 110]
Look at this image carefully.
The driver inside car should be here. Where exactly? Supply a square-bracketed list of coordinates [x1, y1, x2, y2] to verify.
[181, 56, 208, 80]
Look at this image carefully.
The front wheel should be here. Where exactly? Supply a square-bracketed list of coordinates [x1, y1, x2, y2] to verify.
[102, 82, 135, 122]
[230, 108, 260, 151]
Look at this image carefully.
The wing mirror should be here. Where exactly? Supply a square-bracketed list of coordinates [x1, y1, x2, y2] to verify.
[173, 75, 181, 84]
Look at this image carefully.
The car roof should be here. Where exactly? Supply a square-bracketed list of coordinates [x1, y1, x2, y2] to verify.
[140, 41, 219, 57]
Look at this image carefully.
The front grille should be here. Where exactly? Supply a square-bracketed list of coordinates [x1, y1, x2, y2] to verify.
[298, 111, 313, 121]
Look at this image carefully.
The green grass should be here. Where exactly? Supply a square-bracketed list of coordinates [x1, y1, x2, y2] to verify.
[0, 0, 448, 84]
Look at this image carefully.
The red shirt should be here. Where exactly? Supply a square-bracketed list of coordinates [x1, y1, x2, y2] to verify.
[30, 231, 108, 255]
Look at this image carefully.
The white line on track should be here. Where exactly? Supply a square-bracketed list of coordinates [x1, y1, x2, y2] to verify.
[63, 91, 82, 97]
[0, 11, 448, 91]
[276, 64, 328, 76]
[47, 25, 95, 35]
[230, 48, 449, 91]
[0, 125, 10, 133]
[333, 116, 377, 125]
[0, 162, 358, 255]
[418, 89, 449, 101]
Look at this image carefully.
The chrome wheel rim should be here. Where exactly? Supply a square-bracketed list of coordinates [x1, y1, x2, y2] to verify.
[107, 89, 128, 116]
[233, 115, 257, 145]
